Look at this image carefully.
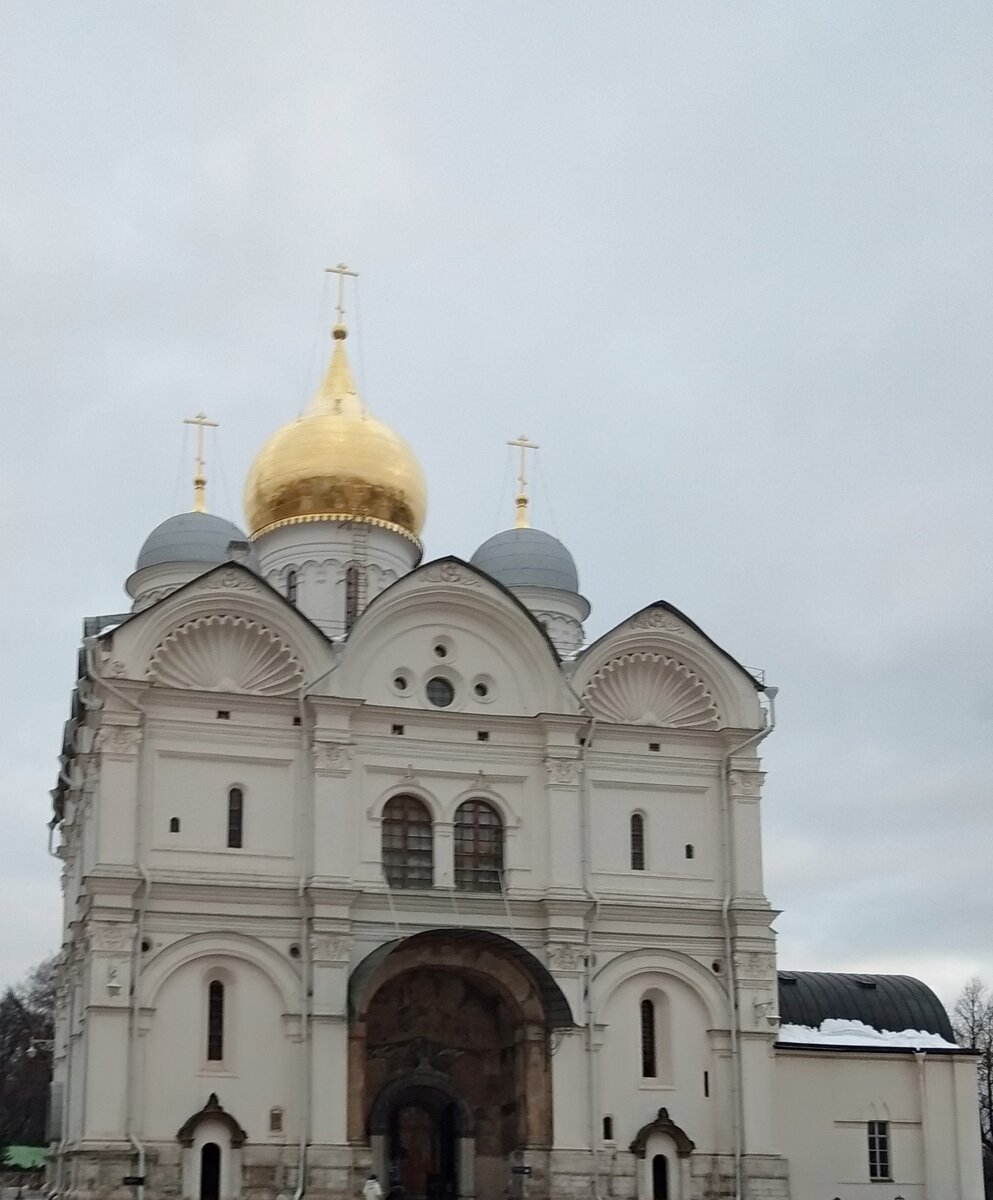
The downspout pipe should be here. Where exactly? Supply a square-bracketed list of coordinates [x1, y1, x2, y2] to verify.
[293, 658, 341, 1200]
[719, 685, 777, 1200]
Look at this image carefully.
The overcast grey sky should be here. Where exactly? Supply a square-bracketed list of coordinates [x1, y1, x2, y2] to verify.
[2, 2, 991, 1008]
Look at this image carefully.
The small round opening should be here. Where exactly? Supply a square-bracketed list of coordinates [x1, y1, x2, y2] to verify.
[289, 943, 301, 959]
[425, 677, 455, 708]
[434, 643, 448, 659]
[711, 960, 722, 974]
[474, 682, 489, 698]
[393, 675, 408, 692]
[141, 938, 151, 954]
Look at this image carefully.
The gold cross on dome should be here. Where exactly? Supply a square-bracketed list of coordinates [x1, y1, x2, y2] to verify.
[183, 411, 218, 513]
[325, 262, 359, 329]
[507, 434, 539, 528]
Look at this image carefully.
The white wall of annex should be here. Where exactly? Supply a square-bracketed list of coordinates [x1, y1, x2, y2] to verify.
[141, 955, 298, 1143]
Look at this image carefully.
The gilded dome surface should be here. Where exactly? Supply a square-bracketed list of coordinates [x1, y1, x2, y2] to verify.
[244, 331, 427, 541]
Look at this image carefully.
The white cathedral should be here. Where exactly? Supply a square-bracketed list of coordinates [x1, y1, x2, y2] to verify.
[48, 287, 982, 1200]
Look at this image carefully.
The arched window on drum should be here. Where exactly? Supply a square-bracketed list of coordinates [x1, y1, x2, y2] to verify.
[454, 798, 504, 892]
[381, 795, 433, 889]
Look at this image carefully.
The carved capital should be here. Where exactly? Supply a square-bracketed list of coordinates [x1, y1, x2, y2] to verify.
[310, 935, 353, 965]
[88, 923, 133, 953]
[547, 943, 585, 973]
[312, 740, 354, 775]
[96, 725, 142, 759]
[544, 756, 579, 788]
[728, 770, 764, 798]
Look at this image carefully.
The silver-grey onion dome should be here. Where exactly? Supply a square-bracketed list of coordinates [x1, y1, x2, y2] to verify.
[134, 512, 258, 573]
[470, 527, 580, 593]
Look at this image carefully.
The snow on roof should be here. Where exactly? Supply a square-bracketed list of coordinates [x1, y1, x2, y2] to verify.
[778, 1018, 959, 1051]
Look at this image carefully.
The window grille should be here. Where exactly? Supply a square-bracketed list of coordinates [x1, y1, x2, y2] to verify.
[631, 813, 646, 871]
[868, 1120, 890, 1180]
[227, 787, 243, 849]
[640, 997, 657, 1077]
[454, 799, 503, 892]
[382, 795, 433, 889]
[207, 981, 224, 1061]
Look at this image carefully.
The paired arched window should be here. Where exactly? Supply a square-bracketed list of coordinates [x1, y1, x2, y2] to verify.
[640, 997, 657, 1077]
[454, 799, 504, 892]
[382, 795, 433, 889]
[631, 813, 646, 871]
[207, 981, 225, 1062]
[227, 787, 243, 849]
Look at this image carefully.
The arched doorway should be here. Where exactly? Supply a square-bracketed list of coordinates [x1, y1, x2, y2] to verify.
[350, 931, 573, 1200]
[200, 1144, 221, 1200]
[370, 1078, 467, 1200]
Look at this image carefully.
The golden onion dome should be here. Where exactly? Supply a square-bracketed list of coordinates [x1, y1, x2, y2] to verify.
[244, 326, 427, 543]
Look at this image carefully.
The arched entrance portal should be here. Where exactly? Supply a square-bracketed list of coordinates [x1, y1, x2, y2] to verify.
[370, 1077, 470, 1200]
[350, 931, 574, 1200]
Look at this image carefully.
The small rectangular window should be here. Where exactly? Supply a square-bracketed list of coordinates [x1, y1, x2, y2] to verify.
[867, 1120, 890, 1180]
[292, 716, 301, 727]
[477, 731, 490, 742]
[684, 843, 694, 859]
[216, 710, 230, 720]
[269, 1107, 283, 1133]
[648, 742, 660, 752]
[391, 724, 405, 736]
[640, 998, 657, 1078]
[602, 1115, 614, 1142]
[703, 1070, 709, 1097]
[169, 817, 180, 834]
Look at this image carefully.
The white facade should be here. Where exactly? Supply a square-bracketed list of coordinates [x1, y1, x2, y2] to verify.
[48, 437, 983, 1200]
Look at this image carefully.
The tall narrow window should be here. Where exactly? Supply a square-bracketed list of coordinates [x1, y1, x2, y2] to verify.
[345, 565, 361, 632]
[454, 799, 503, 891]
[867, 1120, 890, 1180]
[382, 795, 433, 888]
[227, 787, 243, 849]
[640, 997, 657, 1077]
[285, 569, 298, 605]
[207, 981, 224, 1061]
[630, 813, 646, 871]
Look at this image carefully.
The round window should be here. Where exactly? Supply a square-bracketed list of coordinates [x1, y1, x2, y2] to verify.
[425, 677, 455, 708]
[474, 682, 489, 698]
[393, 675, 409, 692]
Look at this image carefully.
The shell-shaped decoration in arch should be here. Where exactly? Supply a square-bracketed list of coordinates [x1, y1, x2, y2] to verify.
[582, 652, 721, 729]
[147, 615, 305, 696]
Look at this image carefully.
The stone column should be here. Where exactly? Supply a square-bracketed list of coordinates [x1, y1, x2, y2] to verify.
[312, 744, 356, 880]
[544, 757, 584, 895]
[727, 768, 766, 900]
[310, 934, 353, 1145]
[435, 821, 455, 889]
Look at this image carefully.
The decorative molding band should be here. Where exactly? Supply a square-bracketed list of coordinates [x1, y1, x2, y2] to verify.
[250, 512, 422, 550]
[583, 652, 721, 729]
[147, 614, 304, 696]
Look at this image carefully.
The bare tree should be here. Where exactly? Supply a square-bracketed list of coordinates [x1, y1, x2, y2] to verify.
[952, 975, 993, 1196]
[0, 956, 57, 1152]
